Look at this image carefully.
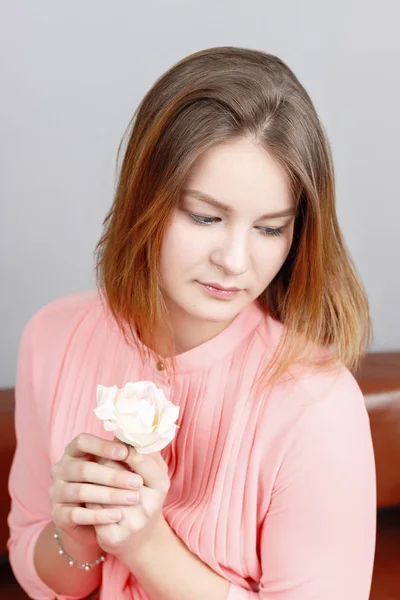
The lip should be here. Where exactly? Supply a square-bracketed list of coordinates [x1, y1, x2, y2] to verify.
[200, 282, 242, 292]
[197, 281, 243, 301]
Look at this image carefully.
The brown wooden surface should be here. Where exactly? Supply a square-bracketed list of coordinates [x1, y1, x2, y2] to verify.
[0, 389, 16, 556]
[355, 352, 400, 508]
[355, 352, 400, 394]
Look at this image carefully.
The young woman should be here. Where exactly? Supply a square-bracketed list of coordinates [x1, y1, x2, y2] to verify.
[8, 46, 376, 600]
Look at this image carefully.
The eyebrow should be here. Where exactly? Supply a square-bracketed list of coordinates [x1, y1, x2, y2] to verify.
[183, 189, 297, 220]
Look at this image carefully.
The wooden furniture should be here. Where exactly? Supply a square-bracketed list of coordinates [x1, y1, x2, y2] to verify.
[0, 388, 16, 556]
[355, 353, 400, 509]
[355, 353, 400, 394]
[0, 352, 399, 556]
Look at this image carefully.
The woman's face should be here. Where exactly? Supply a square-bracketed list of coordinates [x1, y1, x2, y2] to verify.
[159, 136, 296, 350]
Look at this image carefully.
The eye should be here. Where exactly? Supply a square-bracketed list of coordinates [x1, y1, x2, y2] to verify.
[187, 212, 220, 225]
[187, 211, 285, 237]
[256, 226, 285, 237]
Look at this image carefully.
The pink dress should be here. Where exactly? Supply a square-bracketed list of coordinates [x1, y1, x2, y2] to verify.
[8, 290, 376, 599]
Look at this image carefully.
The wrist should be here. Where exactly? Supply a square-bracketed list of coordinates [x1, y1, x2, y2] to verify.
[119, 513, 169, 567]
[57, 527, 104, 565]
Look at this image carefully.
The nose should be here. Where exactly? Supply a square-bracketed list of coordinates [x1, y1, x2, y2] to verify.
[210, 228, 249, 276]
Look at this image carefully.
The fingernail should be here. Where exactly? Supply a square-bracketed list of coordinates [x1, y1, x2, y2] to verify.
[107, 510, 121, 521]
[126, 492, 139, 503]
[113, 446, 126, 459]
[128, 476, 142, 489]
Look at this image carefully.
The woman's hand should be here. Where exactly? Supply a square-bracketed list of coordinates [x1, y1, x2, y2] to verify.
[49, 433, 144, 548]
[89, 447, 171, 560]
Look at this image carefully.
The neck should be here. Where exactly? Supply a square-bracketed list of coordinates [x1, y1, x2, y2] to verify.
[161, 305, 234, 357]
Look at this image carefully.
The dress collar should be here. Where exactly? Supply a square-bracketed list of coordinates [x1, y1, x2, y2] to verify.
[148, 299, 266, 374]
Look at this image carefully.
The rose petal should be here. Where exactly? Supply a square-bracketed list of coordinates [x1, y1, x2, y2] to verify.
[112, 428, 134, 445]
[154, 386, 168, 410]
[96, 384, 106, 404]
[113, 428, 150, 447]
[118, 412, 154, 434]
[123, 381, 157, 399]
[157, 404, 180, 434]
[138, 399, 156, 427]
[94, 404, 116, 421]
[103, 420, 118, 432]
[96, 384, 119, 407]
[115, 395, 141, 413]
[123, 430, 163, 447]
[94, 381, 179, 453]
[135, 425, 178, 454]
[96, 384, 109, 405]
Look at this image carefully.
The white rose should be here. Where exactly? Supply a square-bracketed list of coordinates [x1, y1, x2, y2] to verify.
[94, 381, 180, 454]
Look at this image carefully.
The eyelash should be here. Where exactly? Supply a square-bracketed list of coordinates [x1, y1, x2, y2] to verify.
[186, 212, 285, 237]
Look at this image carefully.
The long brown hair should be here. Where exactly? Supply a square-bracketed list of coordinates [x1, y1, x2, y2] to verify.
[95, 46, 371, 389]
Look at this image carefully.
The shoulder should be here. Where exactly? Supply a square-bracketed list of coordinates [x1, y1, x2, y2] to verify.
[23, 288, 104, 337]
[252, 313, 368, 446]
[19, 289, 109, 375]
[252, 320, 373, 514]
[257, 319, 371, 469]
[15, 290, 111, 420]
[292, 366, 368, 441]
[32, 288, 101, 320]
[271, 360, 370, 465]
[272, 364, 374, 502]
[254, 311, 364, 406]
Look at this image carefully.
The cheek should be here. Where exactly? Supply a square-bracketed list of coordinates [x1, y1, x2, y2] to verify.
[255, 235, 294, 279]
[159, 221, 208, 278]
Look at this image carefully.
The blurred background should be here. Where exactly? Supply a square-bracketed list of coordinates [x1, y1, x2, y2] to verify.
[0, 1, 399, 598]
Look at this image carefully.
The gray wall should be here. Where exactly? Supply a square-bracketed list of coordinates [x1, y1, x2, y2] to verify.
[1, 0, 399, 387]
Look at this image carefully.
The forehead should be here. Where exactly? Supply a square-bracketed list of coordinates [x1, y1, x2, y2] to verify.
[183, 137, 294, 213]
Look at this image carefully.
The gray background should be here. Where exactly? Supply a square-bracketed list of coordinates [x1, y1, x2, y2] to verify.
[1, 0, 399, 387]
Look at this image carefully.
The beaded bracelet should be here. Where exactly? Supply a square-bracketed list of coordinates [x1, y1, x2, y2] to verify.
[53, 528, 106, 571]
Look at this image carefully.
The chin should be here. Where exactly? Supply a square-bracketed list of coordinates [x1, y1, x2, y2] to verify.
[186, 295, 248, 323]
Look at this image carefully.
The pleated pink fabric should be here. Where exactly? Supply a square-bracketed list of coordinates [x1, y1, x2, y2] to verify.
[8, 289, 376, 599]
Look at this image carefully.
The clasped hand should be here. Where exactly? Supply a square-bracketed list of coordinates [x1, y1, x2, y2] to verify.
[49, 433, 170, 559]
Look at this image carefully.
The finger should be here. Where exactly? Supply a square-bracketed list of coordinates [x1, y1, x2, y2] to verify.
[95, 522, 120, 551]
[95, 457, 127, 471]
[123, 449, 170, 492]
[57, 482, 141, 506]
[86, 502, 103, 510]
[56, 505, 123, 527]
[152, 452, 169, 474]
[65, 433, 129, 462]
[64, 459, 143, 490]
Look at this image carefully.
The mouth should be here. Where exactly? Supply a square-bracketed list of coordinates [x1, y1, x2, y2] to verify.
[199, 282, 243, 292]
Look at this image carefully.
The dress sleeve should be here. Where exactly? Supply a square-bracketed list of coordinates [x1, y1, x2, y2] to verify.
[7, 314, 84, 600]
[226, 373, 376, 600]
